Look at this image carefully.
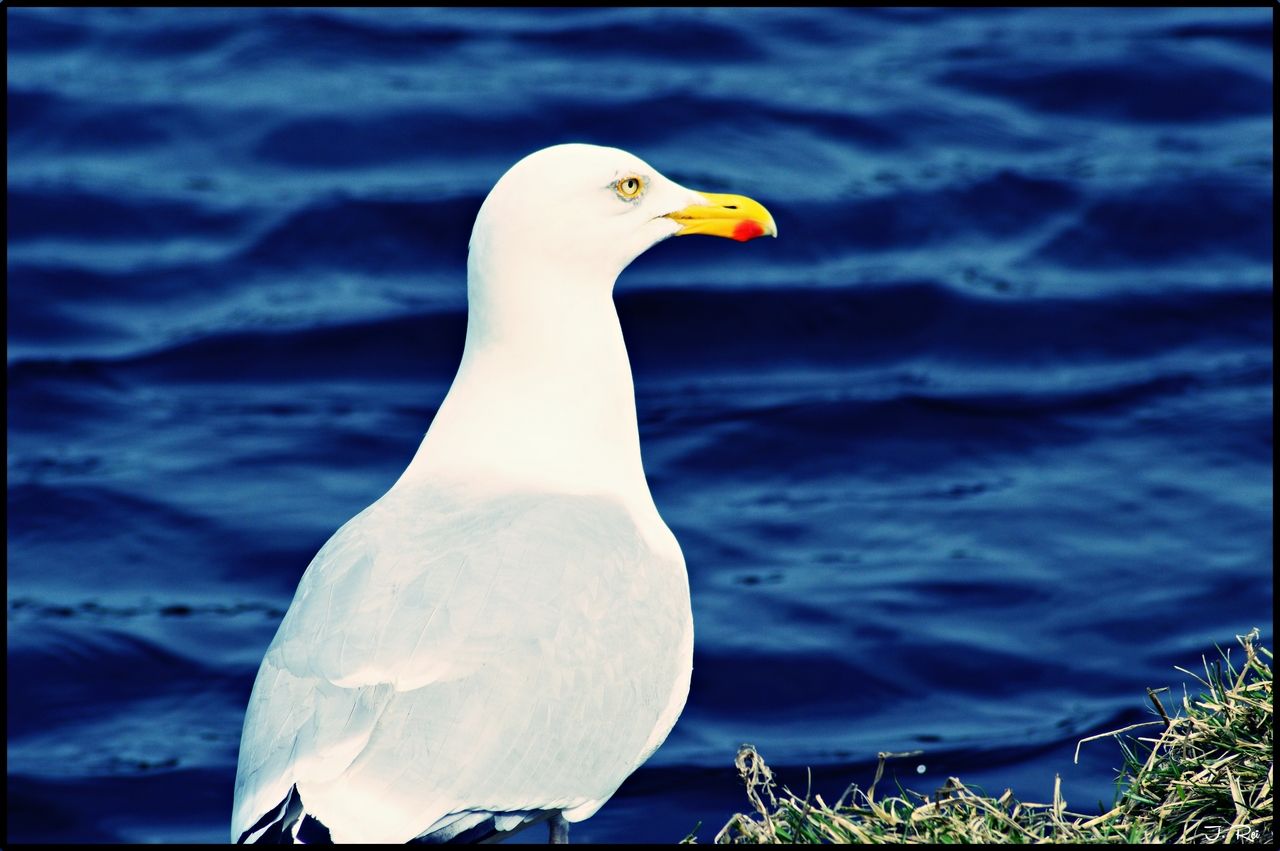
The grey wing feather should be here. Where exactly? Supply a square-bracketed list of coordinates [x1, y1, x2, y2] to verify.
[231, 485, 691, 844]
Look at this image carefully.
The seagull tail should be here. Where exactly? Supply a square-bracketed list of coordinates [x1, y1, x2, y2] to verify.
[237, 788, 555, 844]
[236, 785, 331, 844]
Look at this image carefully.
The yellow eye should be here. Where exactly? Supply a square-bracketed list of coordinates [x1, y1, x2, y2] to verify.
[615, 176, 644, 199]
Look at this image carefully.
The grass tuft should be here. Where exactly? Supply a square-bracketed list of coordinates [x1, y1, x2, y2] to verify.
[695, 630, 1272, 844]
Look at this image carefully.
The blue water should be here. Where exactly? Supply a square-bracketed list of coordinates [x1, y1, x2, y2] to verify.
[6, 7, 1273, 844]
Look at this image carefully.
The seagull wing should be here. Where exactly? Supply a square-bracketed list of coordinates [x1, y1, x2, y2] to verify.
[231, 486, 691, 844]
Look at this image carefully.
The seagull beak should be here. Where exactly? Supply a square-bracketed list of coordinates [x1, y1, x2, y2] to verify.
[664, 191, 778, 242]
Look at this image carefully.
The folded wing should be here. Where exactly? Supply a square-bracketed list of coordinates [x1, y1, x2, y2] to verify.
[231, 486, 691, 844]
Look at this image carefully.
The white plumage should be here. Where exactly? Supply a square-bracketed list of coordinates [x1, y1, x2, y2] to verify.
[231, 144, 774, 844]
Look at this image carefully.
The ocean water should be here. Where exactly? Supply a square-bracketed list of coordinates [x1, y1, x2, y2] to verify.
[6, 7, 1273, 844]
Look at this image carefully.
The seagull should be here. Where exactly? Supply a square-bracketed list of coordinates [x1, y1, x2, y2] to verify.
[230, 143, 776, 844]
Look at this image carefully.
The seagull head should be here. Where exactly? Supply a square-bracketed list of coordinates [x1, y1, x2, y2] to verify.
[468, 143, 777, 289]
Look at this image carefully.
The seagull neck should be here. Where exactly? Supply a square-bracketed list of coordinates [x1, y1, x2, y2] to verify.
[401, 268, 653, 508]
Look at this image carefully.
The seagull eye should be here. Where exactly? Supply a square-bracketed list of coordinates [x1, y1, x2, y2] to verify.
[615, 176, 644, 200]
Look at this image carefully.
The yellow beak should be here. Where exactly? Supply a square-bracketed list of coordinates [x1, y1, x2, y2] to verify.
[665, 191, 778, 242]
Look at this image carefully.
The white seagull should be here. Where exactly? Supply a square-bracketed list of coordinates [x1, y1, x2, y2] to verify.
[230, 143, 777, 844]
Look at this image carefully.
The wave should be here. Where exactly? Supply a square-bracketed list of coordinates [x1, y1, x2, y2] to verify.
[618, 283, 1273, 370]
[7, 282, 1270, 383]
[1161, 19, 1273, 49]
[6, 12, 92, 53]
[12, 168, 1268, 291]
[241, 195, 478, 270]
[8, 88, 193, 152]
[9, 597, 285, 622]
[758, 171, 1079, 257]
[514, 15, 765, 61]
[248, 92, 907, 170]
[939, 56, 1271, 123]
[1035, 179, 1273, 266]
[7, 626, 226, 739]
[224, 9, 468, 61]
[7, 187, 250, 242]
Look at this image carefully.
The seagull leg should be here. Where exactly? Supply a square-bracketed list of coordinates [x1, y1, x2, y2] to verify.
[549, 813, 570, 844]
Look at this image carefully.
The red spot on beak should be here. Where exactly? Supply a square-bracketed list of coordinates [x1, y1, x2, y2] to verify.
[732, 219, 765, 242]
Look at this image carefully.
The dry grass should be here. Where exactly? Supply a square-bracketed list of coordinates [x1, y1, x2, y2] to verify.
[696, 630, 1272, 844]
